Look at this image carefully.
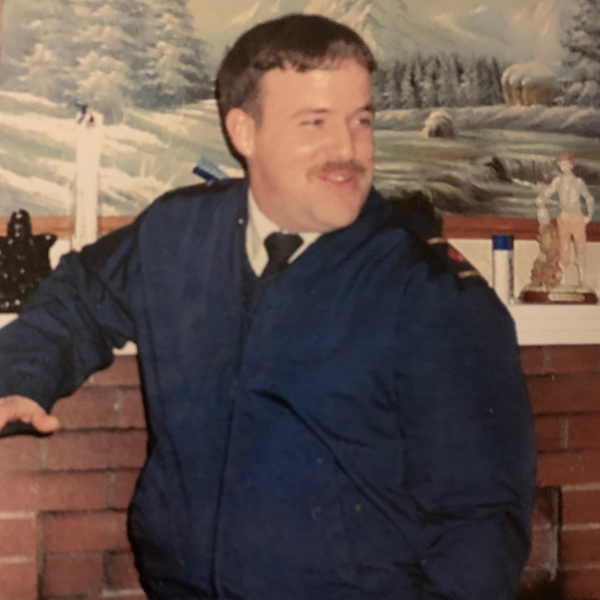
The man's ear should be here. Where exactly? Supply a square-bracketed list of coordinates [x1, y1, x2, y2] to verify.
[225, 108, 255, 160]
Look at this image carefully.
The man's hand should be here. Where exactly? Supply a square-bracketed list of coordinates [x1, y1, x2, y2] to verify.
[0, 396, 60, 434]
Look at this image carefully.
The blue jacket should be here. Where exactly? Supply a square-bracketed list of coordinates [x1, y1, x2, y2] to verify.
[0, 179, 536, 600]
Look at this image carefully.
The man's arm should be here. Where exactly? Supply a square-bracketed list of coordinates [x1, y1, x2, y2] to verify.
[396, 269, 536, 599]
[0, 220, 141, 431]
[537, 175, 559, 205]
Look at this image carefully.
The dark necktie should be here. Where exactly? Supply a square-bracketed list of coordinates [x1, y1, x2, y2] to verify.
[262, 232, 303, 277]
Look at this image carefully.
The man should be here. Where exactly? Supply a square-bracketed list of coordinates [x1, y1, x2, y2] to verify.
[536, 151, 595, 286]
[0, 14, 535, 600]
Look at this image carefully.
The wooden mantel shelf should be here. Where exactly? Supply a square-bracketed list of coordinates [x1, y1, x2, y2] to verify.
[444, 216, 600, 242]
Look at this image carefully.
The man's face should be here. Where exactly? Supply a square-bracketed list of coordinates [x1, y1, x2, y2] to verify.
[231, 60, 375, 233]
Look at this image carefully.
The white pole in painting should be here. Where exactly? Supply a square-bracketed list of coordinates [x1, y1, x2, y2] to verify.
[73, 107, 103, 251]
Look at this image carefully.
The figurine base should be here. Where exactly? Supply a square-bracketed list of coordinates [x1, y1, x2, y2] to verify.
[519, 286, 598, 305]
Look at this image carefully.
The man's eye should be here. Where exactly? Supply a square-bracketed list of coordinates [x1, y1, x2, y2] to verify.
[357, 115, 374, 128]
[301, 118, 324, 127]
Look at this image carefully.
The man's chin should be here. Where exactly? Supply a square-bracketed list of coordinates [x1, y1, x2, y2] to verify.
[314, 200, 366, 233]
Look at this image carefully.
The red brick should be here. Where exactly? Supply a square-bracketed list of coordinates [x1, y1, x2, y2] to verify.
[42, 511, 129, 552]
[105, 551, 142, 590]
[0, 561, 37, 600]
[563, 568, 600, 600]
[47, 430, 147, 470]
[549, 345, 600, 374]
[569, 414, 600, 450]
[563, 489, 600, 525]
[0, 472, 107, 512]
[527, 375, 600, 415]
[103, 593, 148, 600]
[519, 346, 546, 376]
[0, 437, 43, 473]
[52, 388, 118, 430]
[0, 518, 37, 558]
[43, 552, 103, 596]
[537, 450, 600, 487]
[91, 356, 140, 387]
[527, 527, 556, 567]
[562, 529, 600, 565]
[119, 390, 146, 429]
[113, 470, 140, 509]
[535, 416, 564, 452]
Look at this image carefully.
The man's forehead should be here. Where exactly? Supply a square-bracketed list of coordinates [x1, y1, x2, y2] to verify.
[275, 57, 370, 76]
[259, 59, 372, 96]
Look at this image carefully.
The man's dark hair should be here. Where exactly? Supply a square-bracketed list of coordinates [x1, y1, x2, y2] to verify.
[215, 13, 377, 166]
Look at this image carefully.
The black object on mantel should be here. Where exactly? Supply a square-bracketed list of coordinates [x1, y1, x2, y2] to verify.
[0, 210, 56, 312]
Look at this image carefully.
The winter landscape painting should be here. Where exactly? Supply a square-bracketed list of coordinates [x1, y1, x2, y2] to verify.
[0, 0, 599, 219]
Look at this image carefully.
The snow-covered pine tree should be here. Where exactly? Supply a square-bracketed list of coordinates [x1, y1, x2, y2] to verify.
[5, 0, 77, 101]
[391, 61, 406, 109]
[3, 0, 212, 118]
[421, 57, 441, 108]
[0, 0, 37, 86]
[70, 0, 148, 123]
[436, 56, 460, 108]
[452, 55, 469, 107]
[372, 68, 388, 109]
[561, 0, 600, 107]
[408, 57, 424, 109]
[489, 58, 505, 105]
[136, 0, 212, 109]
[459, 58, 483, 106]
[380, 68, 398, 110]
[398, 62, 417, 109]
[475, 59, 501, 106]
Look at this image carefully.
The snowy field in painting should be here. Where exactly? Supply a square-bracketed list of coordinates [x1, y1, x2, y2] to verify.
[0, 91, 237, 216]
[0, 90, 599, 219]
[376, 105, 600, 218]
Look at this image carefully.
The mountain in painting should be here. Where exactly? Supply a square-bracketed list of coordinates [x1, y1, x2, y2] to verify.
[303, 0, 463, 61]
[432, 6, 514, 53]
[434, 0, 563, 63]
[214, 0, 542, 66]
[510, 0, 563, 61]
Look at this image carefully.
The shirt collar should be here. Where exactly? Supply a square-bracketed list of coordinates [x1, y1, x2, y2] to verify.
[246, 191, 320, 275]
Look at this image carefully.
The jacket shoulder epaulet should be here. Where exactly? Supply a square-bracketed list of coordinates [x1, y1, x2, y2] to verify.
[386, 192, 486, 290]
[155, 178, 243, 204]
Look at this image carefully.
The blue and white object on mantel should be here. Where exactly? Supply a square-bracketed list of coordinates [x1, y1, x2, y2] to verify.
[492, 234, 514, 305]
[193, 156, 229, 181]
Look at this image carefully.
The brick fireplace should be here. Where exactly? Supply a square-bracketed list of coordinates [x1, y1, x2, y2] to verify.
[0, 346, 600, 599]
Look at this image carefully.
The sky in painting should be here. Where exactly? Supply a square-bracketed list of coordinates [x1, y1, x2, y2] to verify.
[415, 0, 540, 16]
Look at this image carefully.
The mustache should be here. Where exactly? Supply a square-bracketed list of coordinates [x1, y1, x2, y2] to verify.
[307, 161, 367, 178]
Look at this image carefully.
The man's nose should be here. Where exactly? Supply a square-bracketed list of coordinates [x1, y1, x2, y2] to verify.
[329, 122, 356, 161]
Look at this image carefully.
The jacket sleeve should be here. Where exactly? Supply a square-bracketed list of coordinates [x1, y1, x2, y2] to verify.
[396, 267, 536, 600]
[0, 220, 142, 412]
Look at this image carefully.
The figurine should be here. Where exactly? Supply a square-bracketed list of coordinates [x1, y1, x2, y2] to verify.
[0, 210, 57, 312]
[535, 152, 595, 287]
[521, 152, 597, 304]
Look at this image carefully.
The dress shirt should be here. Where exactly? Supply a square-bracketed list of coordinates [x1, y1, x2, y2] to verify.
[245, 192, 320, 276]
